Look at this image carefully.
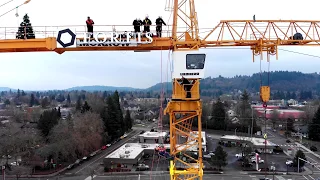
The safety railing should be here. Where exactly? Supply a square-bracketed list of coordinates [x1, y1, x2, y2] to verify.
[0, 25, 194, 40]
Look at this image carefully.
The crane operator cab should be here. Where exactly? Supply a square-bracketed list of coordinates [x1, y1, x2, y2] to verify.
[171, 51, 206, 100]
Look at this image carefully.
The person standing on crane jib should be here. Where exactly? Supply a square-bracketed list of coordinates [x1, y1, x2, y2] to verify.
[86, 16, 94, 38]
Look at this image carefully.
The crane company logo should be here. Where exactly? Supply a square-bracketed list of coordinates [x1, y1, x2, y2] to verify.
[56, 29, 153, 48]
[56, 28, 76, 48]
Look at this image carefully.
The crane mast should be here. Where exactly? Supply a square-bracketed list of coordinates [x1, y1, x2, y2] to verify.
[165, 0, 204, 180]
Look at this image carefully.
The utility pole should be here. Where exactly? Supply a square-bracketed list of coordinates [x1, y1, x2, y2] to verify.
[2, 165, 5, 180]
[264, 106, 267, 179]
[251, 107, 254, 137]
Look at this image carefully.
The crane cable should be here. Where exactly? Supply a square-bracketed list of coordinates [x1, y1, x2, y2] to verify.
[0, 0, 14, 8]
[0, 0, 30, 18]
[149, 47, 165, 180]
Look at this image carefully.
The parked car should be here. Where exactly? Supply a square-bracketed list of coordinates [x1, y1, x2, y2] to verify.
[136, 164, 149, 171]
[90, 152, 97, 157]
[286, 159, 293, 166]
[310, 146, 318, 151]
[101, 145, 107, 150]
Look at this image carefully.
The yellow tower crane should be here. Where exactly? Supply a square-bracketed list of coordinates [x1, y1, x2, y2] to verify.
[1, 0, 320, 179]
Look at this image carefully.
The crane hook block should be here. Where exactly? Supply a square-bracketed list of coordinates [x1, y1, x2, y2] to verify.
[260, 86, 270, 103]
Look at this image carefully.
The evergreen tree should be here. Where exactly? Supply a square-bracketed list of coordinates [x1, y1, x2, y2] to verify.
[240, 90, 250, 116]
[4, 99, 10, 105]
[50, 95, 55, 101]
[67, 94, 71, 105]
[21, 90, 26, 96]
[36, 92, 40, 98]
[124, 110, 132, 130]
[75, 96, 82, 111]
[30, 94, 35, 107]
[293, 150, 306, 167]
[81, 101, 91, 113]
[308, 106, 320, 141]
[37, 108, 60, 137]
[210, 146, 228, 169]
[57, 107, 61, 118]
[16, 14, 35, 39]
[41, 97, 49, 108]
[106, 95, 122, 138]
[103, 91, 108, 99]
[113, 91, 124, 135]
[211, 98, 226, 130]
[17, 89, 20, 98]
[81, 94, 86, 100]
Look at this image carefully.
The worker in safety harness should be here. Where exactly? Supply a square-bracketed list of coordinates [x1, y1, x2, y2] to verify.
[142, 15, 152, 33]
[155, 16, 166, 37]
[132, 18, 143, 33]
[86, 16, 94, 38]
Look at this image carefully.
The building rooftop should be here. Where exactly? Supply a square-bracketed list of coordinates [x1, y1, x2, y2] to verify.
[138, 131, 167, 138]
[105, 141, 202, 160]
[106, 143, 170, 159]
[220, 135, 276, 147]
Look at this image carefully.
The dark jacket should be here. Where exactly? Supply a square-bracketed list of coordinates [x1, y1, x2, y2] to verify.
[143, 18, 152, 26]
[156, 17, 166, 26]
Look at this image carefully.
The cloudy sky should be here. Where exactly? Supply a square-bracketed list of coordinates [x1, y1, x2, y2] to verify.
[0, 0, 320, 90]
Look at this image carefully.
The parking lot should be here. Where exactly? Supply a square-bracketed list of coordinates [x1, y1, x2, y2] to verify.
[97, 129, 299, 173]
[205, 136, 297, 172]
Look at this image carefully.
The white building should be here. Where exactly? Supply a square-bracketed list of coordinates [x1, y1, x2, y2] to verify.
[104, 143, 170, 170]
[187, 131, 207, 152]
[138, 131, 167, 144]
[220, 135, 276, 153]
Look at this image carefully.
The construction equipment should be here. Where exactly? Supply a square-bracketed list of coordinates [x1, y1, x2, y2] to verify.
[1, 0, 320, 179]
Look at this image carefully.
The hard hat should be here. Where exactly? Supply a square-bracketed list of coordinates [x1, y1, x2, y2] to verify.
[159, 16, 162, 18]
[146, 14, 149, 18]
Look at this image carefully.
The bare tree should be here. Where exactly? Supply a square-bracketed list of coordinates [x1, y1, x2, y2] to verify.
[47, 112, 104, 161]
[86, 94, 105, 114]
[11, 166, 32, 180]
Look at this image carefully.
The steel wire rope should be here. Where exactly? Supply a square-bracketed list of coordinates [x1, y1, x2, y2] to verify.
[0, 1, 26, 18]
[155, 47, 166, 173]
[0, 0, 14, 8]
[149, 47, 165, 179]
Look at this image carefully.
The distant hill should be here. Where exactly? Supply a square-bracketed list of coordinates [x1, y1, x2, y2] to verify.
[1, 71, 319, 93]
[0, 87, 12, 92]
[146, 71, 320, 93]
[65, 85, 141, 92]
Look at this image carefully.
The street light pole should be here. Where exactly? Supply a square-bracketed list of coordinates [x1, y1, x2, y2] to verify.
[251, 107, 254, 137]
[235, 128, 237, 136]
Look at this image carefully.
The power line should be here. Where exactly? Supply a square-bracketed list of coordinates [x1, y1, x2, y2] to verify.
[278, 48, 320, 59]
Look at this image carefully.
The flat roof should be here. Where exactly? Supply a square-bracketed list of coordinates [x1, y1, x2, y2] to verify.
[105, 142, 201, 160]
[106, 143, 170, 159]
[138, 131, 167, 138]
[187, 131, 206, 145]
[220, 135, 276, 147]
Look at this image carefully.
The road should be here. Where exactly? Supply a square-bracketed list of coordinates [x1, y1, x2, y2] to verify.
[266, 128, 320, 180]
[4, 173, 319, 180]
[61, 129, 142, 176]
[62, 121, 158, 176]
